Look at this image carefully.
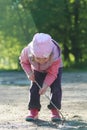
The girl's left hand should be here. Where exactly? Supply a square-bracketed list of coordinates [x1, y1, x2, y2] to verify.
[39, 83, 49, 95]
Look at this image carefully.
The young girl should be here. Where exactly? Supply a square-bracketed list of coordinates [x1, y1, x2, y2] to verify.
[19, 33, 63, 122]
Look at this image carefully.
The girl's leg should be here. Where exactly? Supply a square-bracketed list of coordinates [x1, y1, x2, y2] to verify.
[28, 81, 41, 111]
[28, 71, 46, 111]
[48, 68, 63, 110]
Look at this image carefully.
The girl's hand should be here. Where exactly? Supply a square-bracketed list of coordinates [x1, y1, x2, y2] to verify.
[27, 72, 35, 82]
[39, 83, 49, 95]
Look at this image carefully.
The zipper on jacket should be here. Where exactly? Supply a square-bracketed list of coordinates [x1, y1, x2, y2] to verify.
[38, 63, 40, 70]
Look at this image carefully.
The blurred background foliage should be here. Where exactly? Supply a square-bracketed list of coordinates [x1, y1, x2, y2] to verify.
[0, 0, 87, 70]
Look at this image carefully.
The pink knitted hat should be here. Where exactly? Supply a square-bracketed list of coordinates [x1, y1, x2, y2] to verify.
[31, 33, 53, 58]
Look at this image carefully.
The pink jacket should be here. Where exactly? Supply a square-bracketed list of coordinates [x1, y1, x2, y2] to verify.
[19, 40, 63, 86]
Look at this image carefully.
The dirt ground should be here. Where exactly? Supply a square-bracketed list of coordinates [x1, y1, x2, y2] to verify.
[0, 71, 87, 130]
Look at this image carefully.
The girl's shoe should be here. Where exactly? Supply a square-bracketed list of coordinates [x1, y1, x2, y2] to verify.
[51, 109, 61, 122]
[25, 109, 38, 121]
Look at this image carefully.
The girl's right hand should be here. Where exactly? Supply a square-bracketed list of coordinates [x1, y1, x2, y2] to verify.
[27, 72, 35, 82]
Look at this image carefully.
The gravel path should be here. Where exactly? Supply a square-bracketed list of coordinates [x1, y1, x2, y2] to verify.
[0, 71, 87, 130]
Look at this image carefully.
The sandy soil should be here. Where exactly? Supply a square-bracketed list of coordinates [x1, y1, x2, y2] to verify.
[0, 71, 87, 130]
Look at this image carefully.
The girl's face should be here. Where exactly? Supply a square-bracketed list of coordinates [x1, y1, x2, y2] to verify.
[34, 56, 50, 64]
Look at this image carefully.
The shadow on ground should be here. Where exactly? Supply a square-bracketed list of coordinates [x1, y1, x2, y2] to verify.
[0, 119, 87, 130]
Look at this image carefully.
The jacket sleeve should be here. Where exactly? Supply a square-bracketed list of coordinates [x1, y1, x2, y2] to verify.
[44, 58, 61, 86]
[19, 47, 32, 75]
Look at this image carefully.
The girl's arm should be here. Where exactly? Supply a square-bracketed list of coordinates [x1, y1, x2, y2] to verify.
[19, 47, 32, 76]
[44, 58, 61, 86]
